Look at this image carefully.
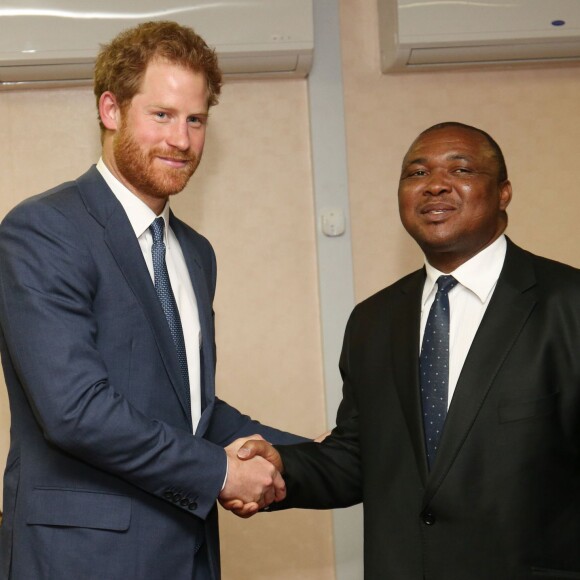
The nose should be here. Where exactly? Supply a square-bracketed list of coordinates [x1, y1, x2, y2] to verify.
[166, 121, 190, 152]
[424, 170, 450, 196]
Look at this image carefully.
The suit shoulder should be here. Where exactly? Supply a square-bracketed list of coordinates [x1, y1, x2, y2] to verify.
[515, 245, 580, 288]
[506, 243, 580, 303]
[1, 179, 82, 227]
[357, 269, 423, 306]
[350, 269, 423, 321]
[530, 252, 580, 280]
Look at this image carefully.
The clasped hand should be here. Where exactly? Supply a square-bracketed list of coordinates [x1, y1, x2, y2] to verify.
[218, 435, 285, 518]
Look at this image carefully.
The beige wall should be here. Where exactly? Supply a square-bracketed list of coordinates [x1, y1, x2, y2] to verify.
[177, 80, 335, 579]
[3, 1, 580, 578]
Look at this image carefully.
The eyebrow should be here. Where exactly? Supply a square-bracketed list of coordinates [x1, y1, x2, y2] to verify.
[404, 152, 475, 166]
[404, 156, 425, 166]
[148, 104, 209, 116]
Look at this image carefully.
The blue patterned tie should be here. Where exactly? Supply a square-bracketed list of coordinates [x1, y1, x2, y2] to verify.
[150, 217, 191, 424]
[420, 275, 458, 470]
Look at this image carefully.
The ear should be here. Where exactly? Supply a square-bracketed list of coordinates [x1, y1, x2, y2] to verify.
[498, 180, 512, 211]
[98, 91, 122, 131]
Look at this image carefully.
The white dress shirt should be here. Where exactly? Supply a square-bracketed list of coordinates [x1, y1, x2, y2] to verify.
[420, 235, 507, 408]
[97, 158, 202, 430]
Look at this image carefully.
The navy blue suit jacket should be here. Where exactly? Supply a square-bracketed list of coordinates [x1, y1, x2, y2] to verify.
[0, 166, 304, 580]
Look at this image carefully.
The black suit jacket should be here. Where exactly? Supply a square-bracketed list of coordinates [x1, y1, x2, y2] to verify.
[277, 239, 580, 579]
[0, 166, 304, 580]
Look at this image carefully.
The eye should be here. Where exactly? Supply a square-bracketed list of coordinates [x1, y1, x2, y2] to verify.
[405, 169, 427, 178]
[189, 114, 208, 126]
[154, 111, 169, 121]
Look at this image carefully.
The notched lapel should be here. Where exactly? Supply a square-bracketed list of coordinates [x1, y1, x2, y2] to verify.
[77, 167, 193, 425]
[170, 215, 216, 435]
[391, 270, 430, 482]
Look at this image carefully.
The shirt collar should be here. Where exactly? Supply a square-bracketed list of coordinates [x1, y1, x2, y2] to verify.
[422, 235, 507, 306]
[96, 157, 170, 240]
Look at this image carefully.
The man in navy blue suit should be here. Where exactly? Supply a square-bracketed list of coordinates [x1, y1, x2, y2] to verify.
[0, 21, 304, 580]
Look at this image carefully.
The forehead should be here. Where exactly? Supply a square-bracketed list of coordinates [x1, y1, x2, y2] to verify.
[137, 59, 208, 103]
[403, 127, 494, 165]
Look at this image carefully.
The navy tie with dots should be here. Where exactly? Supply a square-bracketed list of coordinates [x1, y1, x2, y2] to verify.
[420, 274, 458, 470]
[150, 217, 191, 425]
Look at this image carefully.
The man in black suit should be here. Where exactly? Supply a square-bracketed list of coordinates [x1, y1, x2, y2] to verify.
[232, 122, 580, 579]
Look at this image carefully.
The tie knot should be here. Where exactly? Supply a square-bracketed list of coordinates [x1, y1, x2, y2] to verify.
[150, 217, 165, 244]
[436, 275, 458, 295]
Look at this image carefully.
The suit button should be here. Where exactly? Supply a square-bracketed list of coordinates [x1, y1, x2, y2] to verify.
[164, 490, 174, 500]
[173, 493, 182, 503]
[180, 498, 190, 507]
[188, 501, 198, 511]
[422, 512, 436, 525]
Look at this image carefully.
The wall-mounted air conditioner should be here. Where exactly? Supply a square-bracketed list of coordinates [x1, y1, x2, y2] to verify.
[378, 0, 580, 72]
[0, 0, 313, 90]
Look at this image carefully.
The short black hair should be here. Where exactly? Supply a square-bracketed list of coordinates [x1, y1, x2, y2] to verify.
[420, 122, 508, 183]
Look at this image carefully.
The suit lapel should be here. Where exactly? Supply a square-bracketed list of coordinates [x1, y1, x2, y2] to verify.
[169, 214, 216, 435]
[76, 167, 192, 425]
[424, 241, 538, 502]
[391, 270, 430, 482]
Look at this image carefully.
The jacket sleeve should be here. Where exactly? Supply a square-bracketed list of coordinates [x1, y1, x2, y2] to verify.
[205, 397, 310, 446]
[274, 314, 363, 509]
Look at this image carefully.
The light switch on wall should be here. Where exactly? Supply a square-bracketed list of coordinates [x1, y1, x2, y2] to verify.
[320, 207, 346, 237]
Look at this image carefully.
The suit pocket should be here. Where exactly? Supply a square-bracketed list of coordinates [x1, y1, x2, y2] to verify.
[498, 392, 559, 424]
[25, 488, 132, 579]
[531, 566, 580, 578]
[26, 487, 131, 530]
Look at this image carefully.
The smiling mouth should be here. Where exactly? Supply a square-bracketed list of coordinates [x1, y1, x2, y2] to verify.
[422, 208, 453, 214]
[420, 206, 456, 221]
[157, 156, 194, 169]
[160, 156, 190, 162]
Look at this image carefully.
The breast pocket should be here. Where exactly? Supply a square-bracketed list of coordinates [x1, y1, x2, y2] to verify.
[498, 392, 559, 424]
[531, 566, 580, 578]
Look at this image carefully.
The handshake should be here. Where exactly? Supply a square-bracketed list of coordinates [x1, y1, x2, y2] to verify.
[218, 435, 285, 519]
